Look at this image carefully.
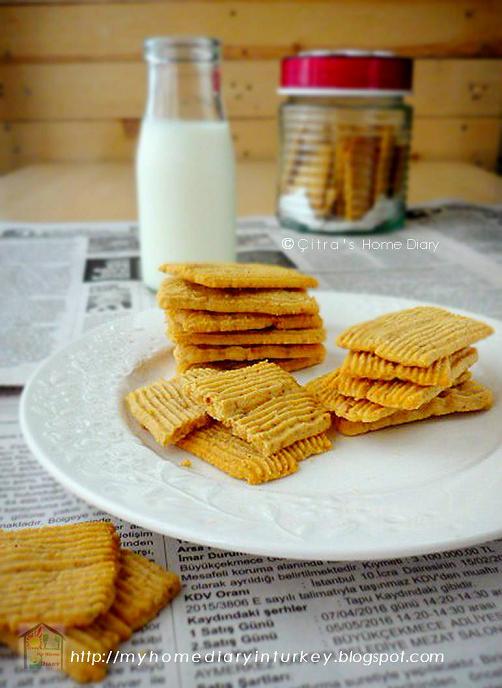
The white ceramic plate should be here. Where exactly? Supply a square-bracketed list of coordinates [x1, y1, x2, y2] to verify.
[20, 292, 502, 561]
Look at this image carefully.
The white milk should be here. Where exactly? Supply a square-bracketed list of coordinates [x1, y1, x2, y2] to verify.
[136, 120, 236, 290]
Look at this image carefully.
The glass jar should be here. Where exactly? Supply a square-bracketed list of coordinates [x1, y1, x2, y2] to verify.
[277, 51, 413, 234]
[136, 37, 236, 291]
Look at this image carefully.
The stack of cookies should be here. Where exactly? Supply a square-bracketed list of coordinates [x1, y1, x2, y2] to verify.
[306, 306, 494, 435]
[156, 263, 326, 373]
[280, 121, 408, 221]
[0, 522, 180, 683]
[126, 361, 332, 485]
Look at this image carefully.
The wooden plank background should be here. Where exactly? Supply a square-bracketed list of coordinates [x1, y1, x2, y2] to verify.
[1, 0, 501, 173]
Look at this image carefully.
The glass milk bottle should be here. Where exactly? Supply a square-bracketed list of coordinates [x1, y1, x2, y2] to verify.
[136, 37, 236, 290]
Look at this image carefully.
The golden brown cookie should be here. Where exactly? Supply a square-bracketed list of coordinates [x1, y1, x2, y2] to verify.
[166, 310, 323, 334]
[174, 343, 325, 367]
[110, 550, 180, 632]
[157, 279, 319, 315]
[184, 362, 331, 455]
[363, 371, 471, 410]
[293, 142, 333, 215]
[389, 142, 409, 197]
[183, 361, 299, 416]
[335, 379, 493, 435]
[233, 391, 332, 455]
[306, 370, 397, 422]
[178, 424, 332, 484]
[341, 347, 478, 387]
[344, 136, 377, 220]
[373, 125, 394, 202]
[66, 550, 180, 681]
[311, 390, 397, 422]
[168, 327, 326, 346]
[282, 432, 333, 462]
[159, 262, 318, 289]
[281, 125, 307, 193]
[125, 377, 208, 446]
[318, 368, 471, 411]
[181, 350, 326, 373]
[333, 136, 348, 217]
[268, 353, 326, 371]
[178, 424, 295, 484]
[337, 306, 493, 366]
[0, 522, 120, 631]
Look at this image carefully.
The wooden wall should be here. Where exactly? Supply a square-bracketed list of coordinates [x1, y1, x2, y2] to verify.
[1, 0, 501, 173]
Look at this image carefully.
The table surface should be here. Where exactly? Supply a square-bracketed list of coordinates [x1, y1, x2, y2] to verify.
[0, 160, 501, 222]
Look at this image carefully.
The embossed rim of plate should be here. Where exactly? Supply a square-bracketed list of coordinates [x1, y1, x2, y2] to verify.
[20, 292, 502, 561]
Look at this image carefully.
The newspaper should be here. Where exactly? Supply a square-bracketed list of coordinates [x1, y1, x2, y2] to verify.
[1, 204, 502, 687]
[0, 222, 154, 387]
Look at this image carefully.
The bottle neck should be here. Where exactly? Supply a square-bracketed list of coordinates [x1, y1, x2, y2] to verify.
[143, 37, 225, 121]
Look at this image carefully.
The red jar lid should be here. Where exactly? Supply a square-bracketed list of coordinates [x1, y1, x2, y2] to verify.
[280, 50, 413, 96]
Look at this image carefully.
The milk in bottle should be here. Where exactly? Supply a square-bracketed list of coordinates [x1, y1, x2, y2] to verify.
[136, 37, 236, 290]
